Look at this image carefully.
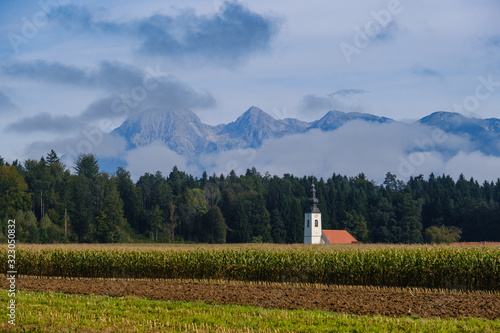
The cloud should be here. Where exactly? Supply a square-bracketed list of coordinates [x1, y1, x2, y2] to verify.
[2, 60, 88, 86]
[299, 94, 337, 112]
[47, 4, 113, 32]
[48, 2, 281, 66]
[298, 89, 367, 115]
[329, 89, 367, 98]
[91, 61, 145, 90]
[124, 141, 198, 180]
[0, 90, 16, 112]
[6, 112, 79, 133]
[374, 20, 398, 42]
[90, 133, 128, 158]
[11, 65, 216, 162]
[78, 75, 216, 123]
[24, 131, 128, 162]
[443, 151, 500, 182]
[194, 121, 489, 183]
[411, 64, 444, 79]
[486, 35, 500, 47]
[201, 121, 458, 182]
[4, 61, 216, 133]
[1, 60, 145, 91]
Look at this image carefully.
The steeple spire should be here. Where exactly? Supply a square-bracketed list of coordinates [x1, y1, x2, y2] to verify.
[307, 181, 321, 213]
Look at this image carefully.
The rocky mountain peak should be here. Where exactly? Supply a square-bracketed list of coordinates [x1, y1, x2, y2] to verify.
[111, 106, 500, 161]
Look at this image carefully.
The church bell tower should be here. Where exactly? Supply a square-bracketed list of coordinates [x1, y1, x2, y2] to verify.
[304, 181, 322, 244]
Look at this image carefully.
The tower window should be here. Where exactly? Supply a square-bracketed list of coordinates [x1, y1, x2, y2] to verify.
[315, 219, 318, 227]
[307, 219, 310, 227]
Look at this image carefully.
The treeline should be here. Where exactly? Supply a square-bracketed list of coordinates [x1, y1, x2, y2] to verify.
[1, 151, 499, 243]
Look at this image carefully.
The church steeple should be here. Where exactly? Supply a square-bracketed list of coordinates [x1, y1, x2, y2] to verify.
[307, 182, 321, 213]
[304, 179, 323, 244]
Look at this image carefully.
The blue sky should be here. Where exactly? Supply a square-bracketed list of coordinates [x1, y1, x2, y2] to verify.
[1, 0, 500, 180]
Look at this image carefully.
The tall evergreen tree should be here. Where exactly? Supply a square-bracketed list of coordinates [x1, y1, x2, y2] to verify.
[74, 154, 100, 180]
[116, 167, 142, 234]
[68, 174, 94, 242]
[46, 150, 60, 165]
[95, 176, 129, 243]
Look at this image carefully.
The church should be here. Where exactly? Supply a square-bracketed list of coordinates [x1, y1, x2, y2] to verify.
[304, 182, 358, 244]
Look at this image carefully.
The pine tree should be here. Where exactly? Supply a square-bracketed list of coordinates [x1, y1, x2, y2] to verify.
[95, 176, 129, 243]
[116, 167, 142, 234]
[74, 153, 99, 180]
[68, 174, 94, 242]
[46, 150, 60, 165]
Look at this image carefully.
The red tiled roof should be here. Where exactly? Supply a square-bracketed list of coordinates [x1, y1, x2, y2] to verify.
[322, 230, 357, 244]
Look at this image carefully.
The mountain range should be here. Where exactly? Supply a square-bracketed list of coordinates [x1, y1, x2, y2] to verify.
[418, 111, 500, 156]
[112, 106, 500, 161]
[112, 106, 394, 156]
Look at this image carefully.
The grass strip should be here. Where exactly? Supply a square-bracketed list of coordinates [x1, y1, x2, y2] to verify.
[1, 289, 499, 333]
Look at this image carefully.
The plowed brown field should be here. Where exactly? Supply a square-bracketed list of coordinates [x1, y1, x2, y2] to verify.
[3, 276, 499, 320]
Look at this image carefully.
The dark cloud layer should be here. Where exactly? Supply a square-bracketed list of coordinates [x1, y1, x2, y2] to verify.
[299, 89, 367, 113]
[0, 60, 216, 133]
[329, 89, 367, 97]
[1, 60, 145, 91]
[6, 112, 78, 133]
[1, 60, 216, 110]
[0, 90, 16, 112]
[299, 94, 335, 112]
[4, 61, 216, 134]
[2, 60, 87, 86]
[374, 21, 398, 42]
[49, 2, 281, 66]
[411, 64, 443, 79]
[79, 76, 216, 123]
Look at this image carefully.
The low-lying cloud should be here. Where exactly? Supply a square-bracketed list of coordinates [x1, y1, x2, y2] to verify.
[25, 131, 128, 165]
[7, 112, 79, 133]
[124, 141, 199, 179]
[123, 120, 500, 183]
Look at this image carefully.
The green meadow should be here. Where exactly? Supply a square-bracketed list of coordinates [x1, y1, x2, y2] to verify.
[1, 290, 499, 333]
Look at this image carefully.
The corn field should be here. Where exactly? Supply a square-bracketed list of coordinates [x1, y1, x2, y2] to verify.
[2, 245, 499, 290]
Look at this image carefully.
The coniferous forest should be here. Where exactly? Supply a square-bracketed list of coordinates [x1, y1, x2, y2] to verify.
[1, 151, 499, 244]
